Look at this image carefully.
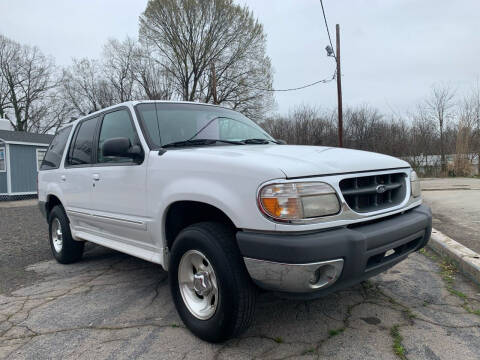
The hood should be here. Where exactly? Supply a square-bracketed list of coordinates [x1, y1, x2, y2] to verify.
[179, 144, 410, 178]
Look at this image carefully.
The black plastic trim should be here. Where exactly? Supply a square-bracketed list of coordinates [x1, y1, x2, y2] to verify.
[237, 204, 431, 264]
[285, 167, 411, 180]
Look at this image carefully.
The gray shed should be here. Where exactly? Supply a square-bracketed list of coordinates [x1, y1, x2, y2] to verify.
[0, 130, 53, 199]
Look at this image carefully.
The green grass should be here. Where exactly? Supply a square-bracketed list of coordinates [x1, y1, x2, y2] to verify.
[301, 347, 316, 355]
[273, 336, 283, 344]
[403, 308, 417, 320]
[464, 305, 480, 316]
[448, 288, 467, 299]
[328, 328, 345, 337]
[419, 247, 480, 317]
[390, 325, 406, 360]
[418, 247, 438, 261]
[439, 258, 458, 285]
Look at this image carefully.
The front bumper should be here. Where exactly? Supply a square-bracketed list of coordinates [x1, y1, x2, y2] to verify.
[236, 204, 432, 298]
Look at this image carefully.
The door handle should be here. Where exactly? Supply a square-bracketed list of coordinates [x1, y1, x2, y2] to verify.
[61, 175, 66, 182]
[92, 174, 100, 181]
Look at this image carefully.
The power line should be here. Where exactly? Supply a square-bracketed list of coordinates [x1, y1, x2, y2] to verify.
[319, 0, 336, 61]
[223, 71, 336, 92]
[217, 0, 338, 93]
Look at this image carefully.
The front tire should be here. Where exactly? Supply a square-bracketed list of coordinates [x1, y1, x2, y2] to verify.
[48, 205, 84, 264]
[169, 222, 256, 342]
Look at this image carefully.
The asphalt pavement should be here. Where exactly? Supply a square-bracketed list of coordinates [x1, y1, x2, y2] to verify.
[421, 177, 480, 254]
[1, 200, 479, 359]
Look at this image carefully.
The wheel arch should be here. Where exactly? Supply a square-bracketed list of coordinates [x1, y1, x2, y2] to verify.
[163, 200, 237, 251]
[45, 194, 65, 219]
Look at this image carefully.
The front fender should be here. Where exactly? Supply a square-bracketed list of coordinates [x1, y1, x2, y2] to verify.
[147, 175, 278, 249]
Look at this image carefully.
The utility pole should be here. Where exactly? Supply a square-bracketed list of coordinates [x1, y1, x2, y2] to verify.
[336, 24, 343, 147]
[210, 62, 218, 105]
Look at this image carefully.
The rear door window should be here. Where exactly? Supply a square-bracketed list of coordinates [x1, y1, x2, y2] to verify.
[40, 126, 72, 170]
[67, 117, 99, 166]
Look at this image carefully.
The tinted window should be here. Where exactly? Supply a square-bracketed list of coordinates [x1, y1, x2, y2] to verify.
[97, 110, 137, 163]
[67, 117, 99, 165]
[40, 126, 72, 170]
[135, 103, 272, 147]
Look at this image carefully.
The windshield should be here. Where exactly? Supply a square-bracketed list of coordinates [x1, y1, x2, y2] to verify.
[135, 103, 274, 148]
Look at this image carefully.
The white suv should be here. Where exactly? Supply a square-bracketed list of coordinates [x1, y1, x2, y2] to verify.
[38, 101, 432, 342]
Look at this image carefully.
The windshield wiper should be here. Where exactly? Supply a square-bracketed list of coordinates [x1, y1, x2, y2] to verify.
[242, 138, 282, 144]
[162, 138, 245, 148]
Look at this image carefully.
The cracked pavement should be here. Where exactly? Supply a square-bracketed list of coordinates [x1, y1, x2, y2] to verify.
[1, 204, 480, 359]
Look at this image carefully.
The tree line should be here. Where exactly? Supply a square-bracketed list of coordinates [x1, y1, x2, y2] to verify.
[262, 83, 480, 176]
[0, 0, 274, 133]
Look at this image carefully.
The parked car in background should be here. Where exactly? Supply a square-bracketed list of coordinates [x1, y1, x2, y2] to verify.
[37, 101, 432, 342]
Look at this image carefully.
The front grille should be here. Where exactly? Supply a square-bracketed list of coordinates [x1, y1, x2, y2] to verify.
[339, 173, 407, 213]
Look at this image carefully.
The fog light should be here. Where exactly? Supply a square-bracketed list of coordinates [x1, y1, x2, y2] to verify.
[310, 268, 322, 285]
[308, 260, 344, 289]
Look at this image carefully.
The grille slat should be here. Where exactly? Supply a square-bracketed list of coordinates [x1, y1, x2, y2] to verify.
[341, 182, 402, 196]
[339, 173, 407, 213]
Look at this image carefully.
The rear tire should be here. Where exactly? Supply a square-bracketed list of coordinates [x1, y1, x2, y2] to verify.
[169, 222, 256, 342]
[48, 205, 84, 264]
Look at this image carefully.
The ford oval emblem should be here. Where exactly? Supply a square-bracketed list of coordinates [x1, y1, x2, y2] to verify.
[376, 185, 387, 194]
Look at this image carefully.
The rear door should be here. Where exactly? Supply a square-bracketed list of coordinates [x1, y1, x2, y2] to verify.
[87, 108, 152, 251]
[60, 116, 100, 233]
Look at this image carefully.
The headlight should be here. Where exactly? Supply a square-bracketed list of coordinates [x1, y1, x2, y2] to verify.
[258, 182, 340, 222]
[410, 171, 421, 198]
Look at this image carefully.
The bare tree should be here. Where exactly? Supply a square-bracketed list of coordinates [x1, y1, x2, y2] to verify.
[104, 37, 174, 100]
[0, 62, 9, 119]
[139, 0, 274, 120]
[61, 58, 115, 116]
[0, 35, 58, 132]
[424, 84, 456, 173]
[408, 107, 440, 174]
[463, 81, 480, 174]
[103, 37, 137, 102]
[131, 45, 173, 100]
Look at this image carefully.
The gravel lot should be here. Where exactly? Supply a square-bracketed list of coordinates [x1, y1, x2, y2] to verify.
[0, 202, 50, 294]
[1, 201, 480, 359]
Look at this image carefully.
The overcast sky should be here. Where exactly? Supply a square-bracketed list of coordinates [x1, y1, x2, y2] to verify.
[1, 0, 479, 115]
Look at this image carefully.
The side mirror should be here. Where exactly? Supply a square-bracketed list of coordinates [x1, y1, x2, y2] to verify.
[102, 137, 131, 157]
[102, 137, 142, 161]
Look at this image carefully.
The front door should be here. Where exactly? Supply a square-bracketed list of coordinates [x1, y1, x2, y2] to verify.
[87, 108, 152, 251]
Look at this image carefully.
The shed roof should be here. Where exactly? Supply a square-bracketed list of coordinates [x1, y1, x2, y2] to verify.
[0, 130, 53, 145]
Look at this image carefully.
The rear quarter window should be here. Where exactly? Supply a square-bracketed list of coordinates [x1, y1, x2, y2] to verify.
[40, 126, 72, 170]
